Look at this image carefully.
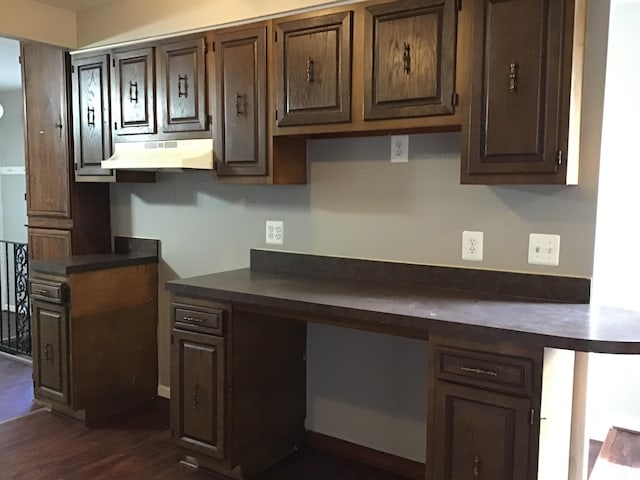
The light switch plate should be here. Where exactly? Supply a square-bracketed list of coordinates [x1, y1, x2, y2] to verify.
[390, 135, 409, 163]
[528, 233, 560, 266]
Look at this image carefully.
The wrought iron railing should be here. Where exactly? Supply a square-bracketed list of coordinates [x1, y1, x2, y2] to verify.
[0, 241, 30, 356]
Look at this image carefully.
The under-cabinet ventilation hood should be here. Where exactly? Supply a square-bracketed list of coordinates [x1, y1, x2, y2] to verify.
[101, 139, 214, 171]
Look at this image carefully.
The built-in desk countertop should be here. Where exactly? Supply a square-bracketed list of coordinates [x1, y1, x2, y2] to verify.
[166, 249, 640, 355]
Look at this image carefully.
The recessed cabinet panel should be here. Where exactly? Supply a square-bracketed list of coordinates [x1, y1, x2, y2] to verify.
[32, 301, 69, 405]
[173, 330, 225, 460]
[22, 44, 71, 219]
[158, 38, 207, 133]
[432, 381, 531, 480]
[71, 54, 112, 176]
[112, 47, 156, 136]
[214, 27, 267, 176]
[364, 0, 457, 120]
[276, 11, 353, 126]
[464, 0, 572, 180]
[28, 228, 72, 260]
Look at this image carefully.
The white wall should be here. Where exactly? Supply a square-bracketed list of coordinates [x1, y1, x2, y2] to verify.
[0, 89, 27, 243]
[589, 0, 640, 443]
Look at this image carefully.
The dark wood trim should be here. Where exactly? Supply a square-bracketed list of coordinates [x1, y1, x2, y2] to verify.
[307, 431, 425, 480]
[250, 249, 591, 303]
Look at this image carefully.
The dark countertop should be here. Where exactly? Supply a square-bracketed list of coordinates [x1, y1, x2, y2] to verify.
[166, 265, 640, 355]
[30, 237, 159, 275]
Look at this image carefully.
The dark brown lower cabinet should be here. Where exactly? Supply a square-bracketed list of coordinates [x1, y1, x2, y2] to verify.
[431, 381, 532, 479]
[170, 297, 306, 478]
[172, 329, 225, 460]
[31, 300, 69, 405]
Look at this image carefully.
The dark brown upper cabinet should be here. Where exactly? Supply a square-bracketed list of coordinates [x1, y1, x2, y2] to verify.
[157, 37, 208, 133]
[462, 0, 578, 184]
[363, 0, 458, 120]
[71, 54, 112, 177]
[275, 10, 353, 126]
[213, 26, 267, 176]
[112, 46, 156, 137]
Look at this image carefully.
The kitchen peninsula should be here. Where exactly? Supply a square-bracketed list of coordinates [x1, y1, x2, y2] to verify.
[166, 249, 639, 479]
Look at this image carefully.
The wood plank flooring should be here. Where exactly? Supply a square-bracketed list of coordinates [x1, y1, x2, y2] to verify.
[0, 355, 43, 424]
[0, 399, 411, 479]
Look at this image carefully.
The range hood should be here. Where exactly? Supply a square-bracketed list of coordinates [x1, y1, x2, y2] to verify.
[101, 139, 214, 171]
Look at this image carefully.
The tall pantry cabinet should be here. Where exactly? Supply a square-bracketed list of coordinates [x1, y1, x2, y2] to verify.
[21, 43, 111, 260]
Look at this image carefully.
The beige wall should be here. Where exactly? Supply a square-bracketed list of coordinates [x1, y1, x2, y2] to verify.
[0, 0, 76, 47]
[77, 0, 355, 47]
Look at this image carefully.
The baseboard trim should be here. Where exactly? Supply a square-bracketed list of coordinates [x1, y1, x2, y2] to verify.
[307, 431, 425, 480]
[157, 385, 170, 399]
[0, 350, 32, 366]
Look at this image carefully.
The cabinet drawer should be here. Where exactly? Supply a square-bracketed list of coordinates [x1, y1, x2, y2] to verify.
[30, 279, 67, 304]
[435, 347, 533, 396]
[172, 303, 225, 335]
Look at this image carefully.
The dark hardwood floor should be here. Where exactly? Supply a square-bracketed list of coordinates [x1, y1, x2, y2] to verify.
[0, 399, 411, 479]
[0, 355, 43, 424]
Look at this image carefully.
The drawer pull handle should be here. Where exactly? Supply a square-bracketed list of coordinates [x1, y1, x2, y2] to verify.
[183, 316, 204, 324]
[460, 366, 498, 377]
[33, 288, 50, 296]
[403, 42, 411, 74]
[306, 57, 314, 83]
[192, 382, 199, 406]
[473, 455, 480, 479]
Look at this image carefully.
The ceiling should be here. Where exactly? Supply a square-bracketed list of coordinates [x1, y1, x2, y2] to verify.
[0, 38, 21, 91]
[35, 0, 113, 11]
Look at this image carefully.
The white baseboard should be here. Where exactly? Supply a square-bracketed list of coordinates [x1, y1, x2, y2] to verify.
[0, 350, 32, 365]
[157, 385, 171, 399]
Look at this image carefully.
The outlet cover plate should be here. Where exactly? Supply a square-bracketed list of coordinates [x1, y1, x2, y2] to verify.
[266, 220, 284, 245]
[462, 231, 483, 261]
[528, 233, 560, 266]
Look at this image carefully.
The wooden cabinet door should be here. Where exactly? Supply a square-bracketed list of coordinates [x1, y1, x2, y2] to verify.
[171, 329, 225, 460]
[32, 300, 69, 405]
[112, 47, 156, 136]
[213, 26, 267, 176]
[71, 54, 112, 177]
[363, 0, 457, 120]
[430, 381, 532, 480]
[28, 228, 72, 260]
[462, 0, 574, 183]
[276, 11, 352, 126]
[21, 43, 71, 219]
[157, 37, 208, 133]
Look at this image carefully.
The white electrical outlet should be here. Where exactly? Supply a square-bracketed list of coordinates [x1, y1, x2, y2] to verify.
[390, 135, 409, 163]
[266, 220, 284, 245]
[462, 231, 483, 261]
[528, 233, 560, 266]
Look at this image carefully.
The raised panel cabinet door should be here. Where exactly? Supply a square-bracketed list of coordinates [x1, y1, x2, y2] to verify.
[31, 300, 69, 405]
[28, 228, 72, 260]
[276, 11, 353, 126]
[364, 0, 457, 120]
[21, 43, 71, 219]
[171, 329, 225, 460]
[158, 37, 208, 133]
[214, 26, 267, 176]
[112, 47, 156, 136]
[463, 0, 574, 181]
[430, 381, 532, 480]
[71, 54, 113, 176]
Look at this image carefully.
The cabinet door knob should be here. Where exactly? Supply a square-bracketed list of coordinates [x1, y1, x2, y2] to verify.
[178, 74, 188, 98]
[87, 107, 95, 127]
[129, 81, 139, 103]
[509, 62, 519, 92]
